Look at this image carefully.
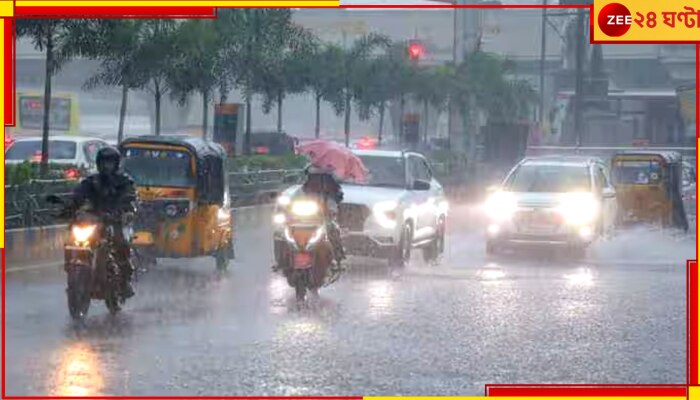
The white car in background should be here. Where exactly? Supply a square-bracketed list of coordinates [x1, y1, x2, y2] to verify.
[274, 149, 449, 266]
[484, 156, 618, 257]
[5, 135, 111, 173]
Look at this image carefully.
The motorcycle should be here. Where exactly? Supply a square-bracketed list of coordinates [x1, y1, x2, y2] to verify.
[276, 195, 340, 301]
[47, 195, 132, 320]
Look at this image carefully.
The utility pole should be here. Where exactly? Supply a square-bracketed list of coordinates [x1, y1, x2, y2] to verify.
[573, 7, 585, 149]
[539, 0, 547, 123]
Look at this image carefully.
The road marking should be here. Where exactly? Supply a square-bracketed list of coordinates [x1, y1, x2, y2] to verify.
[6, 261, 62, 273]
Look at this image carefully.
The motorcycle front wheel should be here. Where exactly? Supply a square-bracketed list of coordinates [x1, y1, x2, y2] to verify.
[97, 247, 122, 315]
[66, 266, 91, 320]
[291, 269, 310, 302]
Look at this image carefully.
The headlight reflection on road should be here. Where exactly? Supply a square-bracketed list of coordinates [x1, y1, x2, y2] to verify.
[478, 263, 507, 283]
[51, 342, 104, 397]
[275, 319, 326, 342]
[367, 280, 395, 318]
[564, 267, 596, 287]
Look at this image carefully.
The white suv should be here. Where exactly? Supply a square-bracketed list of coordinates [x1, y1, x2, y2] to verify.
[274, 150, 449, 266]
[484, 156, 618, 257]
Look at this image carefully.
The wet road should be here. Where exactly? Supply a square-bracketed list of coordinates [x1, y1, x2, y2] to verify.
[3, 204, 694, 396]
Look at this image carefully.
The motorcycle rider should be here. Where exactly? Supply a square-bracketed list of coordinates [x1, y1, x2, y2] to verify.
[67, 146, 137, 298]
[301, 165, 346, 265]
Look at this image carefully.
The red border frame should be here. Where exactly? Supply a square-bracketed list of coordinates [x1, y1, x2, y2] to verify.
[1, 3, 698, 399]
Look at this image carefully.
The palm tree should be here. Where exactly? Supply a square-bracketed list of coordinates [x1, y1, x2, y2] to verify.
[308, 44, 345, 138]
[16, 19, 101, 175]
[168, 19, 222, 139]
[340, 33, 391, 147]
[258, 24, 317, 134]
[216, 9, 298, 154]
[81, 20, 151, 143]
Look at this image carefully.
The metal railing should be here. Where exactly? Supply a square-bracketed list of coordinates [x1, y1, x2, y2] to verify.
[526, 145, 696, 160]
[5, 179, 75, 229]
[5, 170, 305, 229]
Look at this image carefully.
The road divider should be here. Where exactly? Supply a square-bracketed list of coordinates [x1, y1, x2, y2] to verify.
[6, 205, 275, 270]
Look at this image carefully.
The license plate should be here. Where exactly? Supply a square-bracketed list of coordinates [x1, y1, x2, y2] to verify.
[519, 211, 554, 232]
[293, 252, 313, 269]
[133, 231, 154, 245]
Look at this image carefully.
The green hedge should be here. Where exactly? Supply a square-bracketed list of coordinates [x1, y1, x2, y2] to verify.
[5, 162, 85, 186]
[228, 154, 308, 172]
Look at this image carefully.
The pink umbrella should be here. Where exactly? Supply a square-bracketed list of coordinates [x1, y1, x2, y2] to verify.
[298, 140, 368, 183]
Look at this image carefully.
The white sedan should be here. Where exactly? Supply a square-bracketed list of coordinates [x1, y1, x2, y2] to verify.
[5, 135, 111, 175]
[273, 149, 449, 266]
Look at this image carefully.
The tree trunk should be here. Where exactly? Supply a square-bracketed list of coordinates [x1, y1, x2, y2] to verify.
[117, 84, 128, 144]
[378, 101, 385, 145]
[202, 89, 209, 139]
[39, 28, 54, 177]
[343, 90, 351, 147]
[315, 93, 321, 139]
[423, 99, 429, 144]
[154, 81, 162, 136]
[398, 93, 405, 144]
[276, 91, 283, 133]
[244, 92, 252, 155]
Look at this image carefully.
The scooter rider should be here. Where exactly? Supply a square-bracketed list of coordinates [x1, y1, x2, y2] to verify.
[67, 146, 138, 298]
[301, 164, 346, 265]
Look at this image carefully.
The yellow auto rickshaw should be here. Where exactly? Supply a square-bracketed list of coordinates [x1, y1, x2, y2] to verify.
[119, 136, 234, 270]
[610, 150, 688, 231]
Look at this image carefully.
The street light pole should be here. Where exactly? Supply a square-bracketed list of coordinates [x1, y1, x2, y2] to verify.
[573, 7, 585, 149]
[539, 0, 547, 124]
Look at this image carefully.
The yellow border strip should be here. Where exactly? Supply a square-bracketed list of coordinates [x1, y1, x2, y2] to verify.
[17, 1, 339, 6]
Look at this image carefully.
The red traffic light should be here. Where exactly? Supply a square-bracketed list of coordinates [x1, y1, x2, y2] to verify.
[407, 40, 425, 60]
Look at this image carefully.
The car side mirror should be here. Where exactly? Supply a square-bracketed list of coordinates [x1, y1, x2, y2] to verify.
[413, 179, 431, 191]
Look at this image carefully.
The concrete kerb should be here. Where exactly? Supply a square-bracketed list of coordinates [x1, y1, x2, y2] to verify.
[5, 205, 275, 268]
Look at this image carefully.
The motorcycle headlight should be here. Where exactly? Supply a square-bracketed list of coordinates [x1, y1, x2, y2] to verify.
[373, 200, 398, 229]
[273, 213, 286, 224]
[291, 200, 319, 217]
[557, 192, 599, 225]
[277, 195, 291, 206]
[72, 225, 96, 243]
[483, 191, 517, 222]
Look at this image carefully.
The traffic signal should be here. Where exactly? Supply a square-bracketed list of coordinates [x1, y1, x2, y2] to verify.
[407, 40, 425, 61]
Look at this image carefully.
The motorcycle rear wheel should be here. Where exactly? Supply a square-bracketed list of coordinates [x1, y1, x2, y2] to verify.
[66, 267, 91, 320]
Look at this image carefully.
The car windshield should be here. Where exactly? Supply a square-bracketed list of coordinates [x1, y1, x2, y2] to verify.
[612, 160, 663, 185]
[344, 155, 406, 188]
[122, 148, 194, 187]
[505, 164, 591, 192]
[5, 140, 77, 160]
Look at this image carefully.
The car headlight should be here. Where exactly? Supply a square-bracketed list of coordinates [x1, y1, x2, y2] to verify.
[277, 195, 291, 206]
[291, 200, 319, 217]
[72, 225, 96, 243]
[373, 200, 398, 229]
[483, 191, 517, 222]
[557, 192, 599, 225]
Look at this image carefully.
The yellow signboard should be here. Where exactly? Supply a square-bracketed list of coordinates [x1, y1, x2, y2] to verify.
[593, 0, 700, 43]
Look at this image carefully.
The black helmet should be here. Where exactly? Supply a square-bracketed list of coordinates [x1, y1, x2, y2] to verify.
[96, 146, 121, 176]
